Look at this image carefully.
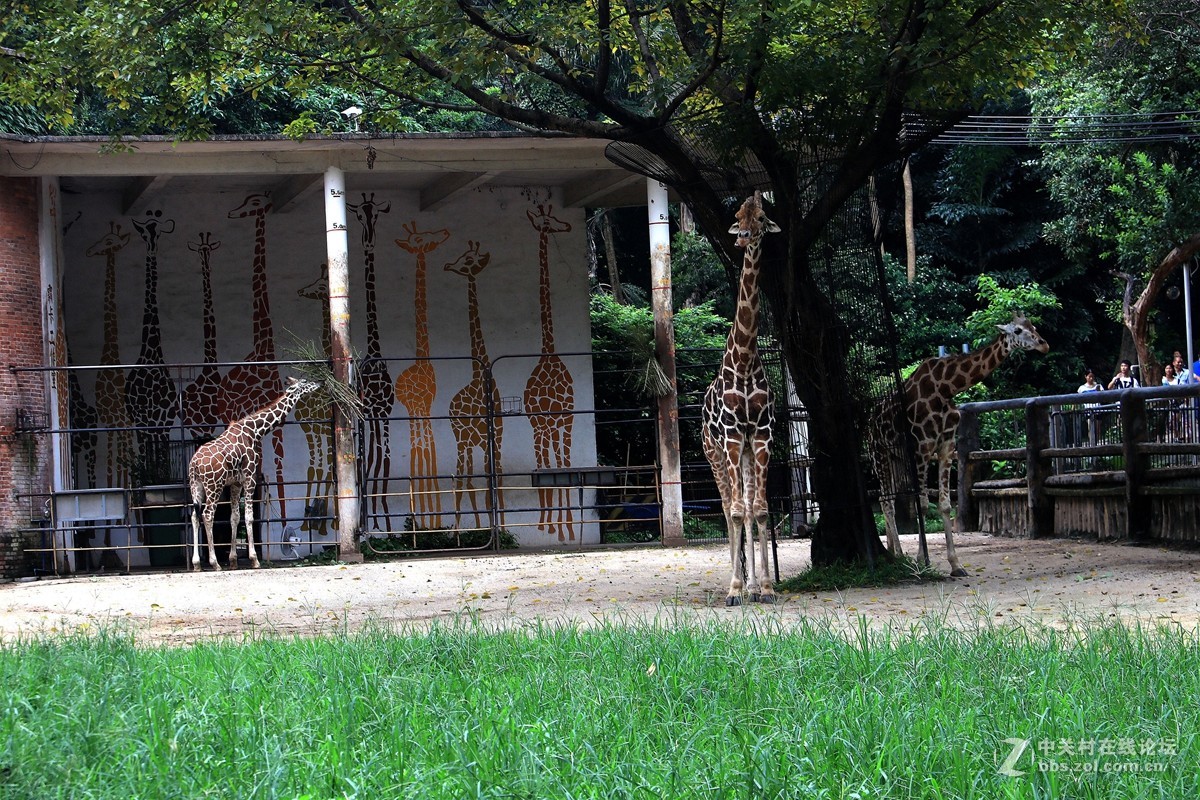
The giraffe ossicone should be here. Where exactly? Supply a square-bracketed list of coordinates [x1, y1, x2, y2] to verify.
[870, 310, 1049, 576]
[701, 190, 780, 605]
[188, 377, 320, 571]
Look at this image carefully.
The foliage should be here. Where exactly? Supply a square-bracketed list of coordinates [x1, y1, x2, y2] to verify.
[777, 554, 942, 593]
[670, 231, 736, 319]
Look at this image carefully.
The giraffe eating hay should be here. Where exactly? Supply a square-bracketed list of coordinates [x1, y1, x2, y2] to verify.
[870, 311, 1049, 576]
[188, 377, 320, 571]
[701, 191, 780, 606]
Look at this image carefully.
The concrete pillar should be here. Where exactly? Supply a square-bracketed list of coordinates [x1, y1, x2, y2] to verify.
[648, 180, 684, 545]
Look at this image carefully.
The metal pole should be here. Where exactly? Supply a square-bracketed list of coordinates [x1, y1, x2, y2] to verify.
[324, 166, 363, 562]
[1185, 259, 1194, 373]
[648, 179, 685, 545]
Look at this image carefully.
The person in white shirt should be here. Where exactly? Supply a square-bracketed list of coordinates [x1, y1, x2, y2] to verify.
[1163, 363, 1180, 385]
[1171, 351, 1195, 384]
[1078, 370, 1102, 394]
[1108, 360, 1140, 390]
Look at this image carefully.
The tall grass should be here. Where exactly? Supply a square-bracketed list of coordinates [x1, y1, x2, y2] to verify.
[0, 619, 1193, 799]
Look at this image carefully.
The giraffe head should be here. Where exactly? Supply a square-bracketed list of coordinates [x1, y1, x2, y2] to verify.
[131, 210, 176, 250]
[347, 192, 391, 247]
[527, 204, 571, 235]
[285, 376, 322, 398]
[297, 263, 329, 301]
[187, 231, 222, 259]
[395, 221, 451, 255]
[998, 311, 1050, 355]
[228, 193, 273, 219]
[85, 222, 131, 257]
[728, 190, 780, 249]
[444, 240, 491, 278]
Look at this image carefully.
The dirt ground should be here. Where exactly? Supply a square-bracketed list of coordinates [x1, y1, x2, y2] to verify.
[1, 532, 1198, 645]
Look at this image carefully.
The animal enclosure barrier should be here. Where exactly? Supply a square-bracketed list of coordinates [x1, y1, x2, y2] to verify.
[958, 383, 1200, 542]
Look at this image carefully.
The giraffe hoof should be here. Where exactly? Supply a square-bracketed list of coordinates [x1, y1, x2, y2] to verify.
[950, 567, 968, 578]
[755, 593, 776, 604]
[725, 595, 742, 607]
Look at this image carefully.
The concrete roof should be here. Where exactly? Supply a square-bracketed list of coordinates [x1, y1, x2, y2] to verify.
[0, 132, 650, 212]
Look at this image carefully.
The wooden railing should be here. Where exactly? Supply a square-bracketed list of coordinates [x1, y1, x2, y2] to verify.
[957, 383, 1200, 541]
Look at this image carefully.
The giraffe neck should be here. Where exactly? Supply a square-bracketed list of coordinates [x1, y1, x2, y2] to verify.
[721, 243, 763, 372]
[200, 251, 217, 364]
[242, 390, 304, 438]
[364, 247, 382, 358]
[414, 253, 430, 359]
[101, 254, 120, 365]
[938, 335, 1011, 396]
[251, 213, 275, 359]
[466, 274, 489, 374]
[138, 249, 163, 365]
[537, 231, 555, 353]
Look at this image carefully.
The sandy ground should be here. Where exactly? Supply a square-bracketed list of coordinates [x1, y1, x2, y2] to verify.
[1, 532, 1198, 644]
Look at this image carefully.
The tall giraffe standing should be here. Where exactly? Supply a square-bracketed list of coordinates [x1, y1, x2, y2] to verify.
[347, 193, 396, 530]
[701, 190, 780, 606]
[125, 210, 178, 473]
[522, 204, 575, 541]
[871, 311, 1048, 576]
[445, 240, 505, 529]
[295, 264, 336, 535]
[180, 232, 223, 440]
[215, 194, 289, 529]
[84, 222, 135, 487]
[393, 221, 450, 530]
[188, 377, 320, 571]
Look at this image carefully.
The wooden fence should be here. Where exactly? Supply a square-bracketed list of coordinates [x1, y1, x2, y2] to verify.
[957, 383, 1200, 541]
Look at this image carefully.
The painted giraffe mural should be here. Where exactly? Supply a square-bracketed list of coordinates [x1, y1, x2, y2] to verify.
[523, 204, 576, 541]
[393, 220, 450, 530]
[84, 222, 135, 487]
[347, 193, 396, 531]
[295, 264, 336, 535]
[188, 377, 320, 571]
[445, 240, 505, 530]
[215, 193, 289, 530]
[701, 191, 780, 605]
[870, 311, 1049, 576]
[180, 232, 224, 440]
[125, 210, 179, 475]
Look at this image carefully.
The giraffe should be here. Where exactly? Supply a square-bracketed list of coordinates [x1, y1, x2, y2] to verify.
[871, 311, 1049, 576]
[188, 377, 320, 571]
[701, 190, 781, 605]
[522, 204, 576, 541]
[125, 210, 179, 474]
[84, 222, 135, 488]
[180, 232, 224, 440]
[445, 240, 505, 529]
[393, 220, 450, 530]
[295, 264, 337, 535]
[216, 194, 289, 530]
[347, 193, 396, 530]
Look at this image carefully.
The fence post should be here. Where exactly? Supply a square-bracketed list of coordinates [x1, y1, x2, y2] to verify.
[1025, 400, 1053, 538]
[956, 405, 980, 532]
[1121, 391, 1150, 540]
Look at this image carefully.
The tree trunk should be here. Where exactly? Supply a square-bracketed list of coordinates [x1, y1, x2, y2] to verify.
[903, 157, 916, 284]
[1123, 232, 1200, 385]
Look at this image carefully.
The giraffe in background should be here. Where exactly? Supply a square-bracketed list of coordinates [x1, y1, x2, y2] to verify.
[701, 191, 780, 605]
[870, 311, 1049, 576]
[188, 378, 320, 571]
[394, 221, 450, 530]
[125, 210, 179, 474]
[180, 232, 224, 440]
[347, 193, 396, 530]
[215, 194, 289, 531]
[84, 222, 135, 487]
[522, 204, 575, 541]
[445, 240, 505, 530]
[295, 264, 336, 535]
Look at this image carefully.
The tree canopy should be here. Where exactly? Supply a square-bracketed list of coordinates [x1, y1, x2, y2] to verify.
[2, 0, 1134, 564]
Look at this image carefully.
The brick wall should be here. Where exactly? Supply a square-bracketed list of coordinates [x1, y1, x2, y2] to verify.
[0, 176, 50, 565]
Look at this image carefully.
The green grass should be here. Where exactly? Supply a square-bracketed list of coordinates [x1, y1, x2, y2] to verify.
[0, 619, 1195, 799]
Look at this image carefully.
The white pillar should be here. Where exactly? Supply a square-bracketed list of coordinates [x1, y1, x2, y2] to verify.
[324, 167, 362, 562]
[648, 180, 684, 545]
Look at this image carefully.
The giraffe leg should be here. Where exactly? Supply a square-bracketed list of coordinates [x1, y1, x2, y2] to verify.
[938, 452, 965, 576]
[225, 484, 241, 570]
[749, 441, 774, 603]
[880, 493, 904, 557]
[723, 441, 746, 606]
[189, 483, 205, 571]
[243, 477, 260, 569]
